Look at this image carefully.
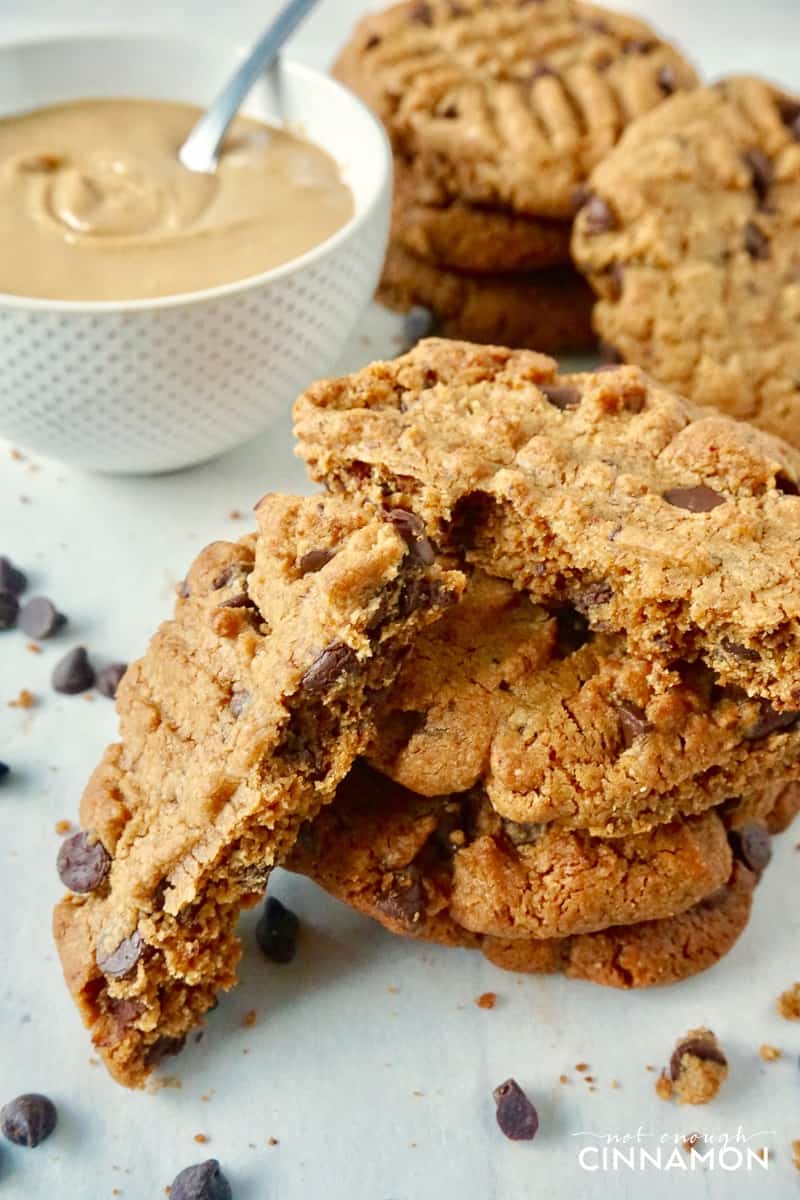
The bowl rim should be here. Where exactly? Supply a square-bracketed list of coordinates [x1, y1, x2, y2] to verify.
[0, 32, 392, 314]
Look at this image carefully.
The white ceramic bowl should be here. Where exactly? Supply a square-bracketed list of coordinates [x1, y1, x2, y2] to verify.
[0, 34, 392, 473]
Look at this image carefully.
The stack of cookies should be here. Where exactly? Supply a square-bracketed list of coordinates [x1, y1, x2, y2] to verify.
[334, 0, 698, 353]
[54, 340, 800, 1088]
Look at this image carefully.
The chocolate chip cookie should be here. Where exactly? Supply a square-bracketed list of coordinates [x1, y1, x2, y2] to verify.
[295, 339, 800, 707]
[378, 244, 595, 352]
[335, 0, 698, 221]
[572, 77, 800, 445]
[53, 494, 463, 1088]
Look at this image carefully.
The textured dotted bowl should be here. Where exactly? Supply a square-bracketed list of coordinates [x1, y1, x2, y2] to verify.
[0, 36, 392, 473]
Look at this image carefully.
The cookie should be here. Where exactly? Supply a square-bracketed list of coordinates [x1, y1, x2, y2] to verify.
[572, 77, 800, 446]
[53, 495, 463, 1088]
[369, 571, 800, 836]
[390, 159, 572, 273]
[287, 766, 765, 987]
[289, 766, 736, 941]
[295, 339, 800, 707]
[378, 243, 594, 352]
[334, 0, 698, 220]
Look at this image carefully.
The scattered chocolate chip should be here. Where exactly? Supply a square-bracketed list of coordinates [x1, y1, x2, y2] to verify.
[299, 642, 359, 693]
[720, 638, 760, 662]
[0, 590, 19, 630]
[403, 305, 437, 349]
[375, 867, 426, 926]
[662, 485, 726, 513]
[169, 1159, 232, 1200]
[0, 761, 9, 782]
[541, 384, 581, 410]
[364, 33, 382, 50]
[256, 896, 299, 964]
[778, 95, 800, 140]
[582, 194, 618, 235]
[299, 548, 334, 576]
[775, 473, 799, 495]
[625, 38, 656, 53]
[0, 556, 27, 596]
[728, 824, 772, 874]
[96, 930, 143, 978]
[218, 594, 255, 611]
[212, 565, 243, 590]
[57, 830, 111, 893]
[409, 0, 433, 24]
[573, 581, 613, 615]
[657, 64, 676, 95]
[109, 997, 144, 1030]
[229, 690, 251, 718]
[670, 1035, 727, 1080]
[0, 1093, 57, 1148]
[744, 220, 769, 260]
[386, 508, 436, 565]
[52, 646, 95, 694]
[743, 149, 773, 203]
[617, 701, 652, 749]
[19, 596, 66, 639]
[144, 1035, 186, 1068]
[493, 1079, 539, 1141]
[95, 662, 127, 700]
[744, 701, 800, 740]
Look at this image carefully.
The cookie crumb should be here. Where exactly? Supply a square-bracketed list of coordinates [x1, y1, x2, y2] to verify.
[655, 1072, 674, 1101]
[193, 1133, 208, 1144]
[228, 510, 242, 521]
[26, 643, 41, 654]
[476, 992, 496, 1010]
[575, 1062, 589, 1073]
[610, 1080, 620, 1090]
[559, 1074, 569, 1085]
[683, 1132, 703, 1153]
[666, 1028, 728, 1105]
[777, 983, 800, 1020]
[54, 820, 72, 835]
[791, 1139, 800, 1171]
[268, 1137, 278, 1147]
[9, 688, 36, 709]
[759, 1044, 781, 1062]
[242, 1009, 257, 1029]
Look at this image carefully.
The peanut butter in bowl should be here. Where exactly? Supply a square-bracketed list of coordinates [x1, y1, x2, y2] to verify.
[0, 97, 355, 301]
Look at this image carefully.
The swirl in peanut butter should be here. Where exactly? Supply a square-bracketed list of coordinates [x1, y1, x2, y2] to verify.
[0, 98, 354, 300]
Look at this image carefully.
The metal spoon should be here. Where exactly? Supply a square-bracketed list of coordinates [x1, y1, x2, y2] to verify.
[179, 0, 322, 174]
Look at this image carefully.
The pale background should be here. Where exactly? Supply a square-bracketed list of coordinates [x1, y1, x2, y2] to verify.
[0, 2, 798, 1198]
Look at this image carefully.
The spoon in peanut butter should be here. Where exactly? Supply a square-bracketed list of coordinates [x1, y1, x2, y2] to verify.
[179, 0, 321, 174]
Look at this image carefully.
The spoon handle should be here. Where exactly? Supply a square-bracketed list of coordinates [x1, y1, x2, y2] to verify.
[179, 0, 321, 173]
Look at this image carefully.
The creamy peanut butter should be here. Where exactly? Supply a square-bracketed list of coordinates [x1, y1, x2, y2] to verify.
[0, 98, 354, 300]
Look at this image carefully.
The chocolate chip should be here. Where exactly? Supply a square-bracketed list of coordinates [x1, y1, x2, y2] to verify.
[0, 1093, 57, 1148]
[299, 642, 359, 693]
[582, 194, 618, 234]
[744, 220, 769, 260]
[720, 638, 760, 662]
[19, 596, 66, 639]
[493, 1079, 539, 1141]
[299, 548, 334, 575]
[57, 830, 111, 893]
[169, 1159, 232, 1200]
[386, 508, 436, 565]
[212, 565, 245, 590]
[617, 701, 652, 749]
[95, 662, 127, 699]
[0, 762, 9, 782]
[409, 0, 433, 23]
[744, 701, 800, 740]
[97, 930, 143, 977]
[778, 95, 800, 140]
[178, 579, 191, 599]
[109, 997, 144, 1030]
[52, 646, 95, 694]
[0, 556, 27, 596]
[229, 689, 250, 718]
[541, 384, 581, 410]
[573, 581, 613, 615]
[605, 261, 625, 301]
[143, 1035, 186, 1068]
[0, 590, 19, 630]
[375, 867, 426, 926]
[657, 64, 676, 95]
[728, 824, 772, 875]
[625, 38, 656, 53]
[256, 896, 299, 964]
[775, 473, 799, 495]
[403, 305, 437, 349]
[570, 183, 591, 215]
[743, 149, 773, 203]
[663, 485, 726, 513]
[670, 1036, 727, 1080]
[365, 33, 382, 50]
